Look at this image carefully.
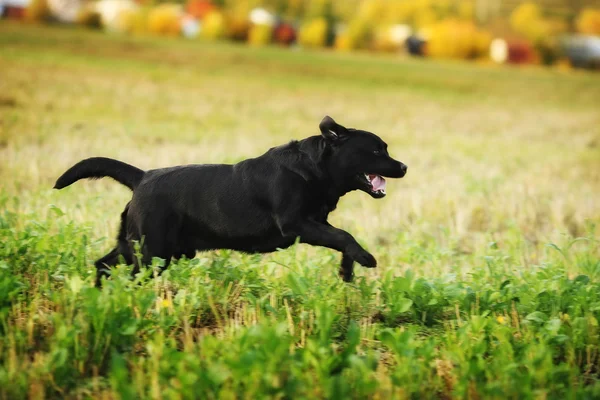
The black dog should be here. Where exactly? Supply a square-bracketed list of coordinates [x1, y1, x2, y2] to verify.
[54, 116, 407, 286]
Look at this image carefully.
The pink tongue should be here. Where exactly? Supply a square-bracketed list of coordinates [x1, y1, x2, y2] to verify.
[369, 174, 386, 191]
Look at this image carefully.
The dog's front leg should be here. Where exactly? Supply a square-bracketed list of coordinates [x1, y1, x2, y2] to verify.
[322, 221, 355, 282]
[340, 254, 355, 282]
[278, 219, 376, 269]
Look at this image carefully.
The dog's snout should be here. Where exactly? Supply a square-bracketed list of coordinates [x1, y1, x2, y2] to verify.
[383, 160, 407, 178]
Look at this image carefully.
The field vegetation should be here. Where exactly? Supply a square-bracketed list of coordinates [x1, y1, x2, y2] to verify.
[1, 22, 600, 399]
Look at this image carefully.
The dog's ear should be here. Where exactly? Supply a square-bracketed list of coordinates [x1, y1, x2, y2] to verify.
[319, 116, 349, 141]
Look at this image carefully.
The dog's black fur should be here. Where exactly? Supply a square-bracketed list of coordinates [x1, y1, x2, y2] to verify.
[54, 116, 407, 286]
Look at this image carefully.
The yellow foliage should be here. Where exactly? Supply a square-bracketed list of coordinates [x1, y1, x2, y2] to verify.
[248, 24, 273, 47]
[357, 0, 386, 22]
[304, 0, 331, 19]
[510, 2, 549, 42]
[334, 33, 352, 51]
[202, 11, 227, 40]
[475, 30, 492, 56]
[334, 0, 478, 52]
[343, 18, 373, 50]
[372, 25, 399, 52]
[333, 1, 356, 22]
[509, 1, 566, 60]
[457, 0, 474, 21]
[425, 19, 491, 59]
[76, 6, 102, 29]
[223, 0, 252, 17]
[147, 4, 182, 36]
[25, 0, 50, 22]
[406, 0, 454, 28]
[116, 8, 147, 35]
[286, 0, 305, 19]
[345, 0, 464, 29]
[414, 7, 438, 29]
[576, 8, 600, 36]
[226, 14, 251, 41]
[298, 18, 328, 48]
[510, 2, 541, 28]
[387, 2, 414, 24]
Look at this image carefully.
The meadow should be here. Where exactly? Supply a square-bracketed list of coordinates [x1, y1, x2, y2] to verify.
[1, 22, 600, 399]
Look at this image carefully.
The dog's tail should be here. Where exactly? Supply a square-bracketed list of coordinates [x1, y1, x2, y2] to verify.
[54, 157, 145, 191]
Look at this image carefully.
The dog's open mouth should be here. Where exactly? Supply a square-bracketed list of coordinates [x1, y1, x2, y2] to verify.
[363, 173, 386, 197]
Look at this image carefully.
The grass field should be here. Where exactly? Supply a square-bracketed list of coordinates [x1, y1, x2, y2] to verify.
[1, 22, 600, 399]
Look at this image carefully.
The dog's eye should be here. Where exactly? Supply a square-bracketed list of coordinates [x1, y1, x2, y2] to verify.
[373, 150, 381, 155]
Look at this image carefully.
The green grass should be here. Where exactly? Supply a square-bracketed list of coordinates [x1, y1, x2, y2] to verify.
[1, 22, 600, 399]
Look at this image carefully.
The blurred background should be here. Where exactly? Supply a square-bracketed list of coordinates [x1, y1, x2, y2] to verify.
[1, 0, 600, 69]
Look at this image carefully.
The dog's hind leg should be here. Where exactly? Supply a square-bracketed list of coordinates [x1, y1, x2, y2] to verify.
[339, 254, 355, 282]
[94, 241, 133, 287]
[94, 248, 119, 287]
[130, 217, 177, 280]
[95, 204, 134, 288]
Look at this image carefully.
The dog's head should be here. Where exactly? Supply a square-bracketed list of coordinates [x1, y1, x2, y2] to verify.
[319, 116, 407, 199]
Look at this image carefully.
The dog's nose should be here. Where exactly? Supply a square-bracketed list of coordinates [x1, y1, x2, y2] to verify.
[401, 164, 407, 174]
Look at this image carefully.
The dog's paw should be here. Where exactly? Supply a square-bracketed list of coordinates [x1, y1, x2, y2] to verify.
[348, 248, 377, 268]
[339, 267, 354, 282]
[359, 252, 377, 268]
